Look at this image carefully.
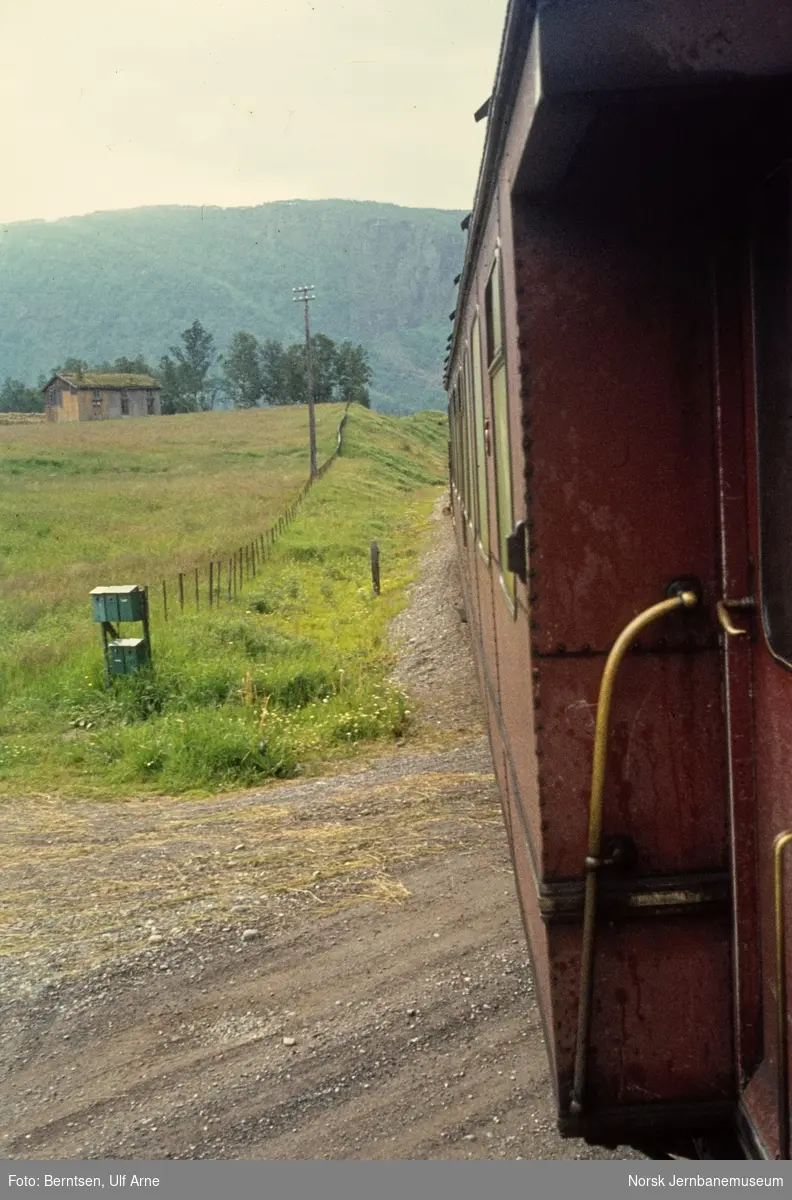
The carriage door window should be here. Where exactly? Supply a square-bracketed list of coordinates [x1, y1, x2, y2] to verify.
[486, 254, 515, 604]
[471, 317, 490, 556]
[753, 164, 792, 667]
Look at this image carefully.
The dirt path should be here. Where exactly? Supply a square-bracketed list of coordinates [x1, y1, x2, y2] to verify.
[0, 500, 639, 1160]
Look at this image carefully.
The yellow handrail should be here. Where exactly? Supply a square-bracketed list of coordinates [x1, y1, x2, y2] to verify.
[775, 831, 792, 1158]
[569, 589, 699, 1116]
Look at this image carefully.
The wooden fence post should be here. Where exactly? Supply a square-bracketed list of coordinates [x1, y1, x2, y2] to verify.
[370, 541, 381, 596]
[162, 579, 168, 621]
[209, 561, 214, 608]
[178, 572, 184, 613]
[195, 567, 200, 611]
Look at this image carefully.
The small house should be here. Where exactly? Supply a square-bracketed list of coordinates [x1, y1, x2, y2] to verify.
[42, 373, 162, 423]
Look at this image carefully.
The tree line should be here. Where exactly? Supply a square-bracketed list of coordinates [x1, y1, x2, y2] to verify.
[0, 320, 373, 414]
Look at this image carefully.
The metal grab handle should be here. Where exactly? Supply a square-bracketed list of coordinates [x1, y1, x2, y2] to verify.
[569, 587, 699, 1116]
[775, 831, 792, 1159]
[717, 597, 755, 638]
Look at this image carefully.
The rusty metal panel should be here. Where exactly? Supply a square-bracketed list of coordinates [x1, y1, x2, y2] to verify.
[752, 648, 792, 1025]
[509, 787, 557, 1080]
[449, 70, 737, 1142]
[712, 241, 762, 1084]
[513, 203, 719, 656]
[550, 917, 734, 1109]
[729, 166, 792, 1155]
[484, 505, 544, 867]
[536, 653, 728, 881]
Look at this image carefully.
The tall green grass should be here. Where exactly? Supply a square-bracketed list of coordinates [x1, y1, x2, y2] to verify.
[0, 405, 340, 676]
[0, 407, 448, 796]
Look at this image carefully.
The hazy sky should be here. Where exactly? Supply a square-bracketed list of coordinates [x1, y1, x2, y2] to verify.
[0, 0, 507, 225]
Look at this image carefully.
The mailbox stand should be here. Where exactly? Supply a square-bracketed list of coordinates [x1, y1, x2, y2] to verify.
[90, 585, 152, 685]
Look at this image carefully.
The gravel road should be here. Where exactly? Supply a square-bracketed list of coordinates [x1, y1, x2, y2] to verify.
[0, 497, 640, 1160]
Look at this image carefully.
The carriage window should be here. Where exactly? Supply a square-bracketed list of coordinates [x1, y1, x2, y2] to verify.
[454, 383, 464, 507]
[464, 347, 477, 528]
[486, 255, 515, 605]
[449, 385, 458, 493]
[485, 259, 503, 366]
[459, 369, 470, 518]
[471, 317, 490, 555]
[754, 165, 792, 667]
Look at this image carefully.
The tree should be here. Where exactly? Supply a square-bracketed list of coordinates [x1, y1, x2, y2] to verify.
[157, 356, 186, 414]
[259, 339, 287, 406]
[0, 377, 44, 413]
[336, 341, 373, 407]
[221, 331, 263, 408]
[310, 333, 339, 404]
[55, 357, 89, 376]
[103, 355, 156, 376]
[281, 343, 308, 405]
[255, 335, 373, 407]
[159, 320, 217, 413]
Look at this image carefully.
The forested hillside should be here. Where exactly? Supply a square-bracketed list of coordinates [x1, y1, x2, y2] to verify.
[0, 200, 466, 414]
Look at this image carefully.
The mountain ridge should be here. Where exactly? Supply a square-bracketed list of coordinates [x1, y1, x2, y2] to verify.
[0, 198, 466, 413]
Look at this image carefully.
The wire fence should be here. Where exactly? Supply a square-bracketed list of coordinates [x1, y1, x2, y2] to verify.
[148, 405, 350, 625]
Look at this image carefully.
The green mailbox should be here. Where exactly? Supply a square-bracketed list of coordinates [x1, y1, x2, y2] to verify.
[108, 637, 150, 676]
[90, 584, 152, 683]
[90, 585, 146, 624]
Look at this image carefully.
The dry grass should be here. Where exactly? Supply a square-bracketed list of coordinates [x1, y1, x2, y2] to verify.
[0, 768, 499, 981]
[0, 413, 45, 426]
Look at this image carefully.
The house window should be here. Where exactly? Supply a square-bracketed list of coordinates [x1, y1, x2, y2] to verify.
[486, 253, 515, 607]
[121, 391, 129, 416]
[92, 392, 102, 415]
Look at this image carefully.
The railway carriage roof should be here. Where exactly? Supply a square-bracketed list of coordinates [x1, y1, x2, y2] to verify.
[446, 0, 792, 386]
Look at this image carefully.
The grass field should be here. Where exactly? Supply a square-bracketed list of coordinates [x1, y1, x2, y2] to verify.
[0, 405, 340, 664]
[0, 404, 448, 797]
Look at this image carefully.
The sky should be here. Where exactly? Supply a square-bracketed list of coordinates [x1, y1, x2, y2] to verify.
[0, 0, 507, 225]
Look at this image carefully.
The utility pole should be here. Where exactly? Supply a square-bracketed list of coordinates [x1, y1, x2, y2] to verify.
[293, 285, 317, 479]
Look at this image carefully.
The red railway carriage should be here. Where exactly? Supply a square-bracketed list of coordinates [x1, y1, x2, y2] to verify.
[446, 0, 792, 1159]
